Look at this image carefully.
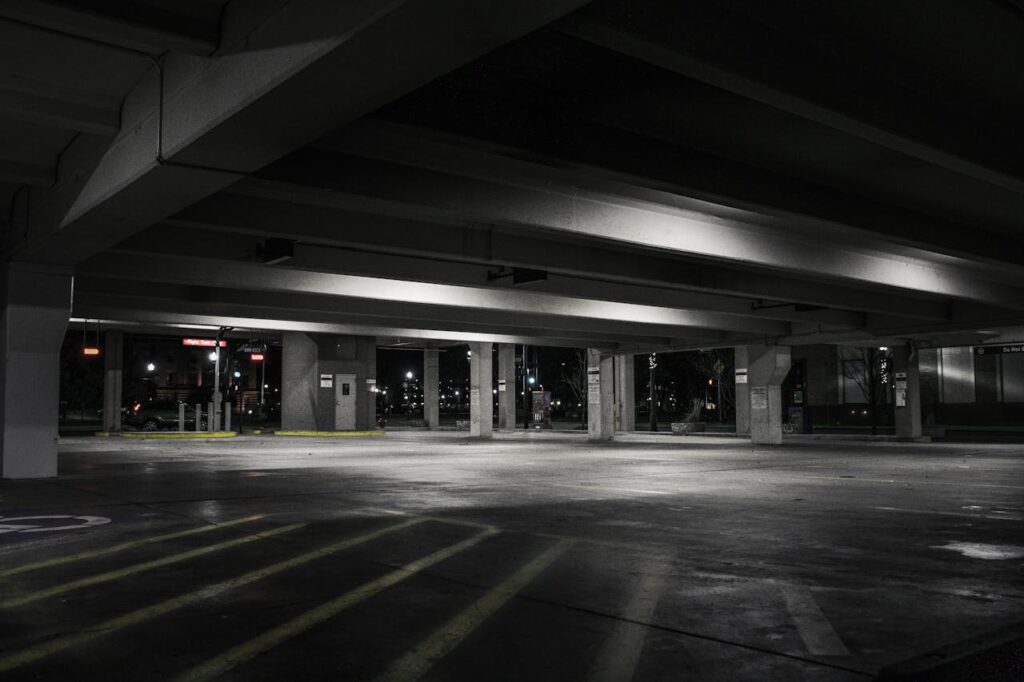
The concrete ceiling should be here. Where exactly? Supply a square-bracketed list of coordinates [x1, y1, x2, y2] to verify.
[4, 0, 1023, 351]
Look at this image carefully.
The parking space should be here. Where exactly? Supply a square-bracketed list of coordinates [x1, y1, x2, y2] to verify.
[0, 434, 1021, 680]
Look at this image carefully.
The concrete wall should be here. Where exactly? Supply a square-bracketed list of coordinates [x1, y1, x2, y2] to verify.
[282, 332, 375, 431]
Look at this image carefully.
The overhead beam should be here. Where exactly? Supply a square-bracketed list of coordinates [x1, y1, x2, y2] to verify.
[118, 223, 863, 328]
[79, 251, 789, 336]
[247, 151, 1024, 310]
[558, 4, 1024, 196]
[0, 86, 119, 135]
[166, 193, 951, 321]
[9, 0, 591, 265]
[73, 278, 727, 345]
[0, 0, 220, 56]
[0, 157, 50, 186]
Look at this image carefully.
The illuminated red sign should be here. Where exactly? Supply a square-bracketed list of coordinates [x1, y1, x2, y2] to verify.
[182, 338, 227, 347]
[250, 353, 265, 361]
[82, 347, 101, 357]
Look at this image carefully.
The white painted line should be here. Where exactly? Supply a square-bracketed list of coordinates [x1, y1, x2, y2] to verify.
[587, 567, 668, 682]
[873, 506, 1022, 521]
[780, 585, 850, 657]
[545, 482, 673, 496]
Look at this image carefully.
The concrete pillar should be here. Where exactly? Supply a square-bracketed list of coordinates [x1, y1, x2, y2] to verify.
[892, 346, 922, 439]
[737, 344, 791, 445]
[0, 264, 73, 478]
[735, 347, 751, 436]
[424, 348, 439, 429]
[102, 330, 124, 432]
[469, 342, 493, 438]
[587, 348, 614, 441]
[613, 354, 635, 432]
[282, 331, 318, 431]
[497, 344, 516, 430]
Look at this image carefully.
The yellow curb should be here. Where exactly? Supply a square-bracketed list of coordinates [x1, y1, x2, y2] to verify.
[120, 432, 238, 439]
[273, 430, 384, 437]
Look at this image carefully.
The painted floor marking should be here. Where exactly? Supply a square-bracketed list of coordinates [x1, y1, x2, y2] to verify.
[587, 567, 669, 682]
[0, 522, 303, 610]
[0, 515, 262, 579]
[176, 527, 500, 682]
[780, 584, 850, 657]
[0, 518, 425, 674]
[377, 538, 573, 682]
[0, 515, 111, 534]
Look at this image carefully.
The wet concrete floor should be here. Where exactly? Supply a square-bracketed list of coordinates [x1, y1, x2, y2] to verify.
[0, 432, 1021, 680]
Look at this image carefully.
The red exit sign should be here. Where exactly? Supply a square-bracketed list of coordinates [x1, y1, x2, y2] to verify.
[182, 338, 227, 347]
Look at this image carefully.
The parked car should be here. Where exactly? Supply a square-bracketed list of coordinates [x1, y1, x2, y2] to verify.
[125, 400, 206, 431]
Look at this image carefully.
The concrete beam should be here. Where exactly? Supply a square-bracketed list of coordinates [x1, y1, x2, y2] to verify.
[0, 86, 120, 136]
[0, 157, 51, 186]
[167, 193, 951, 321]
[560, 4, 1024, 196]
[10, 0, 591, 265]
[79, 252, 788, 336]
[0, 0, 220, 55]
[251, 150, 1024, 310]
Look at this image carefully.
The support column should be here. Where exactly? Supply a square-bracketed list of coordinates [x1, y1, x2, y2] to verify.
[587, 348, 614, 441]
[892, 346, 922, 439]
[497, 344, 516, 430]
[735, 347, 751, 437]
[424, 348, 439, 429]
[469, 342, 493, 438]
[613, 354, 635, 432]
[0, 264, 73, 478]
[738, 344, 791, 445]
[102, 330, 124, 432]
[281, 331, 318, 431]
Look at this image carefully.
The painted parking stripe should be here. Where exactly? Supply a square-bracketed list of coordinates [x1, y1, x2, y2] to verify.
[0, 522, 304, 610]
[0, 515, 263, 579]
[587, 567, 669, 682]
[780, 584, 850, 657]
[377, 538, 574, 682]
[0, 518, 426, 674]
[176, 527, 500, 682]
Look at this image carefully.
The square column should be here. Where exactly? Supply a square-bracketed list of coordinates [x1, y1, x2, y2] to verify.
[1, 264, 73, 478]
[613, 354, 635, 432]
[587, 348, 614, 441]
[737, 344, 791, 445]
[423, 348, 439, 429]
[892, 346, 922, 439]
[497, 344, 516, 430]
[282, 332, 375, 431]
[102, 330, 124, 432]
[469, 342, 493, 437]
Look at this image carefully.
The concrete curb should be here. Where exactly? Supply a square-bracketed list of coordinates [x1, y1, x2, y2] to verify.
[273, 430, 384, 437]
[100, 431, 239, 439]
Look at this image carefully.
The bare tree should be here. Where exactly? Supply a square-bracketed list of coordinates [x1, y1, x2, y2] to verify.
[561, 350, 588, 426]
[839, 346, 892, 435]
[690, 349, 735, 422]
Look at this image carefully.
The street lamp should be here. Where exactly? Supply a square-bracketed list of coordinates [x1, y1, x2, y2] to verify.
[406, 371, 414, 380]
[208, 351, 218, 362]
[146, 362, 156, 372]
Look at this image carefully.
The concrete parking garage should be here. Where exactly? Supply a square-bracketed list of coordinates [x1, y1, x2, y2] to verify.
[0, 433, 1020, 680]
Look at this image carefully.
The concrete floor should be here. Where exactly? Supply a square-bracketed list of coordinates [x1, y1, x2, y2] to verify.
[0, 433, 1021, 680]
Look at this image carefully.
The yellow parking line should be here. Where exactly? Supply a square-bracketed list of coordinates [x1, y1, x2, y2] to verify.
[177, 527, 500, 682]
[0, 515, 263, 579]
[0, 518, 426, 674]
[0, 523, 303, 610]
[587, 567, 668, 681]
[377, 538, 574, 682]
